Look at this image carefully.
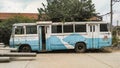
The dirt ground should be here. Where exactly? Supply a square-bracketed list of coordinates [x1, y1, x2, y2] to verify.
[0, 50, 120, 68]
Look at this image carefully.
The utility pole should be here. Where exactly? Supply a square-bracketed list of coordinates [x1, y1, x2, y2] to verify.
[110, 0, 113, 32]
[110, 0, 120, 32]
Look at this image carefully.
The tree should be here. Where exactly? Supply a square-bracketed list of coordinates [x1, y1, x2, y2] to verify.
[38, 0, 97, 22]
[0, 15, 36, 45]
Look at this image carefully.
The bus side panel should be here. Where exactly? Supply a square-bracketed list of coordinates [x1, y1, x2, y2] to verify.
[46, 38, 51, 51]
[87, 38, 100, 49]
[11, 35, 26, 49]
[47, 33, 88, 50]
[98, 38, 112, 48]
[63, 33, 112, 49]
[9, 36, 14, 48]
[87, 38, 101, 49]
[25, 35, 40, 51]
[87, 38, 112, 49]
[63, 34, 99, 49]
[46, 33, 112, 50]
[87, 38, 93, 49]
[47, 35, 67, 50]
[98, 33, 112, 48]
[63, 34, 86, 47]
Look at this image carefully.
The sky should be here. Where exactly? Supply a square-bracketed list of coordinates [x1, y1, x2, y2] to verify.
[0, 0, 120, 25]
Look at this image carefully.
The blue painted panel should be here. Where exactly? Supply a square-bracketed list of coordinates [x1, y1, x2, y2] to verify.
[46, 38, 51, 51]
[25, 40, 39, 51]
[87, 38, 112, 49]
[63, 34, 86, 46]
[86, 38, 93, 48]
[9, 38, 14, 48]
[98, 38, 112, 48]
[46, 33, 112, 50]
[87, 38, 99, 49]
[46, 36, 67, 50]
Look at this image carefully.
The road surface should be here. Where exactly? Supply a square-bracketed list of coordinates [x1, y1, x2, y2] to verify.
[0, 51, 120, 68]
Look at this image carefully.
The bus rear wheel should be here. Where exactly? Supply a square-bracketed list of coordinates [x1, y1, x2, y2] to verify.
[19, 45, 31, 52]
[75, 43, 86, 53]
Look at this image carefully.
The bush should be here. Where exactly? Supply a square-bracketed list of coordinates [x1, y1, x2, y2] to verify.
[112, 35, 119, 44]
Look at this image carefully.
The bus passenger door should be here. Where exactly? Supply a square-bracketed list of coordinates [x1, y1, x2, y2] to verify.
[38, 26, 46, 51]
[88, 24, 99, 48]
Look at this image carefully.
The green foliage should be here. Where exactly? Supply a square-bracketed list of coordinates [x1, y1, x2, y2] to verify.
[112, 35, 119, 44]
[0, 15, 35, 28]
[0, 15, 36, 45]
[112, 29, 119, 45]
[38, 0, 97, 22]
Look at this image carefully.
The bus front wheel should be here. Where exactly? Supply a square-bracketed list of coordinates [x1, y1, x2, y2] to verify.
[75, 43, 86, 53]
[19, 45, 31, 52]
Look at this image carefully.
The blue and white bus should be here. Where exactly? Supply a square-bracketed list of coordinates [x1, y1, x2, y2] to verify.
[9, 21, 112, 52]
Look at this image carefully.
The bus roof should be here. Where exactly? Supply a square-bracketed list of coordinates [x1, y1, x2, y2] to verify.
[13, 21, 109, 26]
[36, 21, 52, 25]
[52, 21, 109, 25]
[13, 23, 36, 26]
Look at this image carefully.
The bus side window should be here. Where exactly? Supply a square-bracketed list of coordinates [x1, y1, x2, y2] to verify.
[15, 26, 24, 34]
[26, 25, 37, 34]
[52, 25, 62, 33]
[75, 24, 86, 32]
[100, 24, 108, 32]
[63, 24, 73, 33]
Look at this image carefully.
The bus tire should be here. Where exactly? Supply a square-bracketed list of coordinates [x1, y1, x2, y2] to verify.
[75, 43, 86, 53]
[19, 45, 31, 52]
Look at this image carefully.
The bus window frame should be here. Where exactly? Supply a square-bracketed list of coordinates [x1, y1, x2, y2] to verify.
[14, 26, 25, 35]
[75, 24, 87, 33]
[26, 25, 37, 34]
[63, 24, 74, 33]
[100, 24, 109, 32]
